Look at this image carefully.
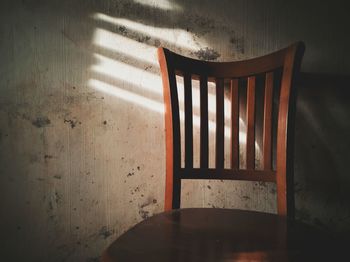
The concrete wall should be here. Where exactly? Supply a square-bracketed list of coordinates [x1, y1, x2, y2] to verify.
[0, 0, 349, 261]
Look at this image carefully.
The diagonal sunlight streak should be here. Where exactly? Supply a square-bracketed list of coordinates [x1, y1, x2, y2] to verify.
[91, 53, 162, 93]
[92, 13, 198, 51]
[92, 28, 237, 123]
[89, 79, 164, 113]
[89, 13, 261, 156]
[133, 0, 182, 11]
[93, 28, 158, 66]
[89, 78, 248, 143]
[92, 53, 240, 123]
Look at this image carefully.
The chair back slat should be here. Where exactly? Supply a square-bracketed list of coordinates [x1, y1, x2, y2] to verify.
[167, 69, 181, 210]
[263, 72, 274, 170]
[215, 78, 225, 170]
[158, 42, 305, 217]
[169, 71, 181, 171]
[246, 76, 256, 170]
[199, 75, 209, 169]
[230, 79, 239, 169]
[184, 73, 193, 169]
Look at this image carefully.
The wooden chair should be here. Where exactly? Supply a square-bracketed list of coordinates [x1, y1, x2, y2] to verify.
[102, 43, 344, 261]
[157, 42, 305, 219]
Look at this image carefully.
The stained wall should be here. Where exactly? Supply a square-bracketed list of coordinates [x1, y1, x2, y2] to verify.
[0, 0, 349, 261]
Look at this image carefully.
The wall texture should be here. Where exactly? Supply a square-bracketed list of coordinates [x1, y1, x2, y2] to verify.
[0, 0, 349, 261]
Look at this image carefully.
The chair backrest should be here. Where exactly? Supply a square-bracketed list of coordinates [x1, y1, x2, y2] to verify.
[157, 42, 305, 219]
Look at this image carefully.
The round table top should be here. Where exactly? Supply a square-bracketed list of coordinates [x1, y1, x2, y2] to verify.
[102, 208, 338, 262]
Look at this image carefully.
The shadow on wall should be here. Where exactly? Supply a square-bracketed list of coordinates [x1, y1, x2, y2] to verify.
[295, 73, 350, 232]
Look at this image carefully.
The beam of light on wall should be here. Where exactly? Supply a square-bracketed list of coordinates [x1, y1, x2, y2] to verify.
[92, 53, 242, 125]
[90, 21, 259, 152]
[88, 79, 164, 113]
[88, 77, 248, 144]
[93, 28, 158, 66]
[92, 53, 162, 92]
[133, 0, 182, 11]
[92, 13, 199, 51]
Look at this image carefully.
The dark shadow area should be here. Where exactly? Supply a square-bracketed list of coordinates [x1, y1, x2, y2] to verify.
[294, 72, 350, 232]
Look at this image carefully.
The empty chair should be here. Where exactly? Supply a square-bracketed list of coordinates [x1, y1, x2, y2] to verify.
[157, 42, 305, 218]
[101, 43, 328, 262]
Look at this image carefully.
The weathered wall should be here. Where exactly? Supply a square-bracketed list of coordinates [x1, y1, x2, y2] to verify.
[0, 0, 349, 261]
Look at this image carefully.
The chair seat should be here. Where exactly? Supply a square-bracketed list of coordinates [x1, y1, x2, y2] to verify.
[102, 208, 336, 262]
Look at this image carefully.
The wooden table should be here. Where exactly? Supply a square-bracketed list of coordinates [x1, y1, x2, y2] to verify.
[102, 208, 340, 262]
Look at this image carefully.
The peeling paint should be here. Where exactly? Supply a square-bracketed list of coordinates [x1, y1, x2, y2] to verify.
[242, 195, 251, 200]
[98, 226, 113, 239]
[229, 36, 245, 54]
[64, 118, 80, 128]
[138, 209, 149, 219]
[192, 47, 220, 61]
[138, 197, 158, 219]
[32, 116, 51, 128]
